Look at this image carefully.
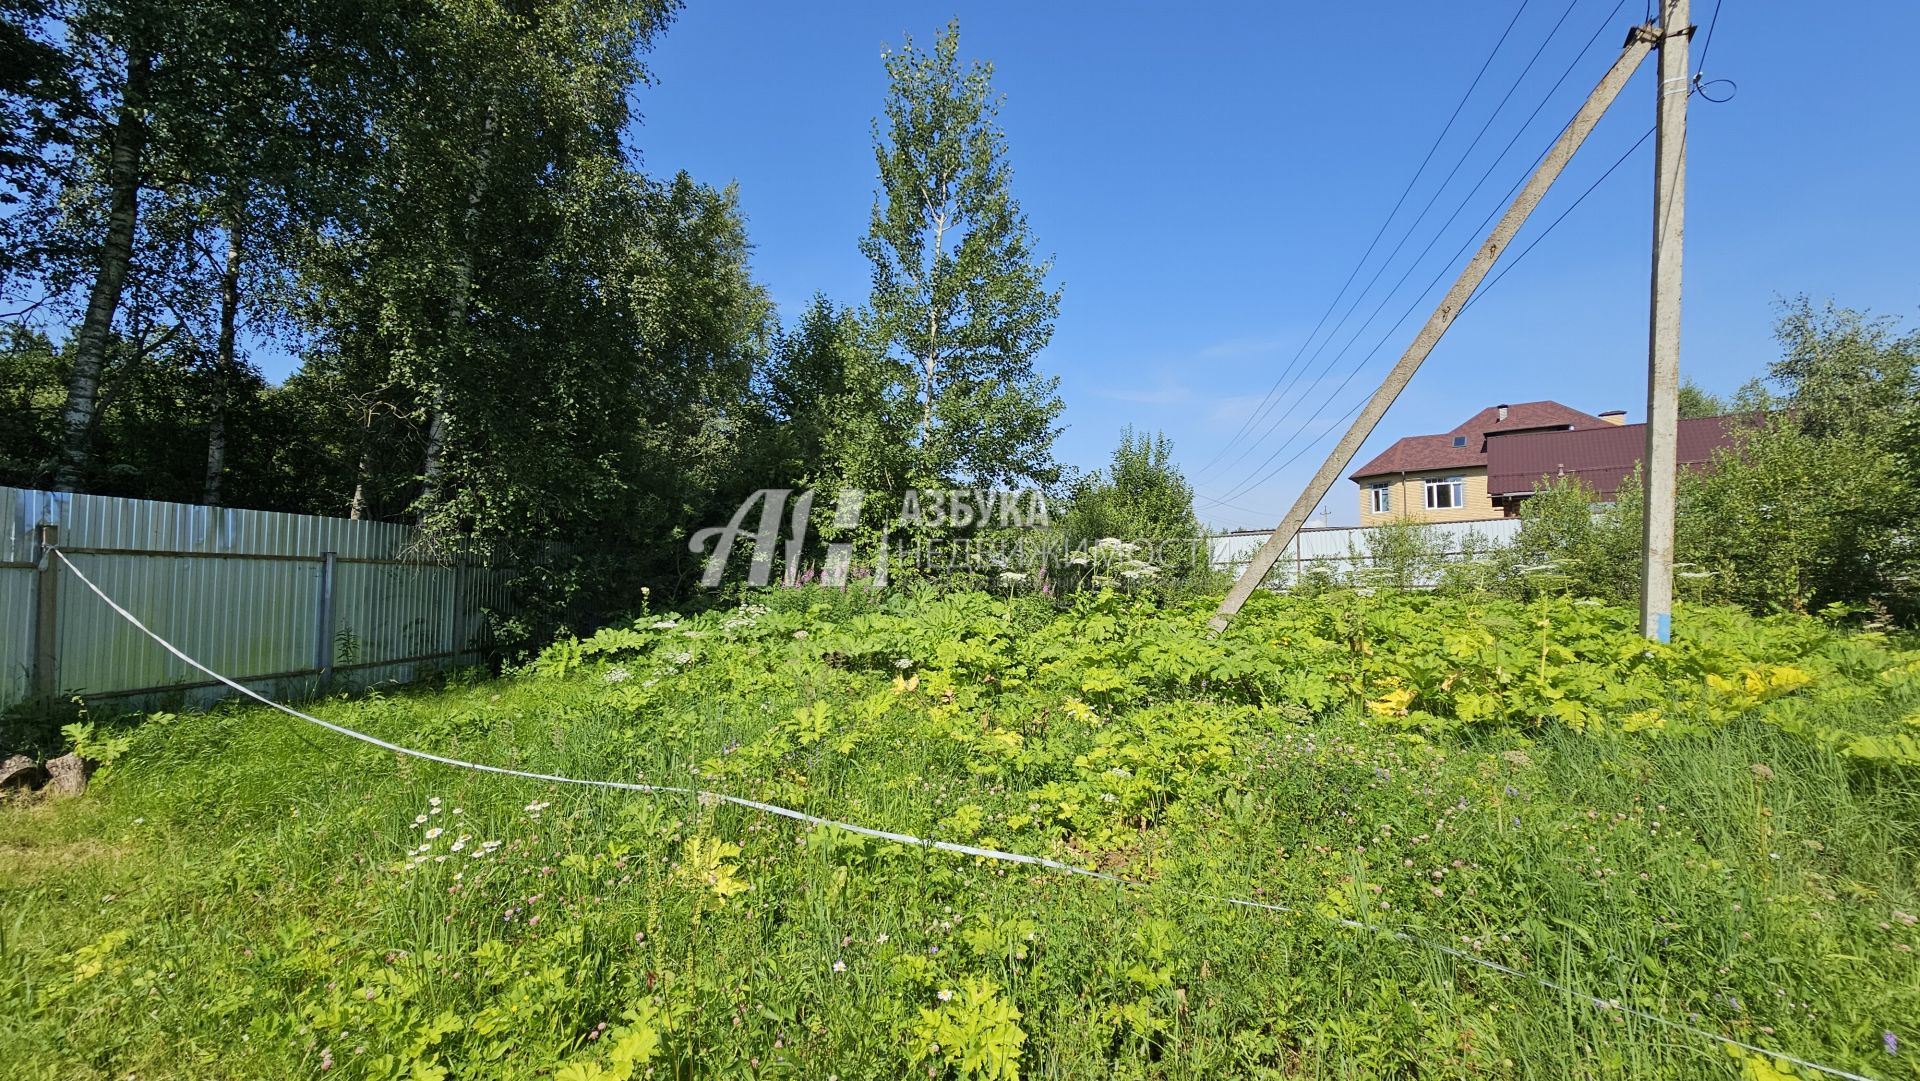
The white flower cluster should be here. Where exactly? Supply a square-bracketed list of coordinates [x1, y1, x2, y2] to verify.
[1075, 538, 1159, 582]
[400, 799, 499, 871]
[397, 821, 499, 871]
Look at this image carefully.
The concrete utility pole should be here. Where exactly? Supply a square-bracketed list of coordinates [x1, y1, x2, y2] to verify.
[1209, 25, 1661, 634]
[1640, 0, 1690, 643]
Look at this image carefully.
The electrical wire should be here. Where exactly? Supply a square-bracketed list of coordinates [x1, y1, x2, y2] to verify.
[1204, 0, 1631, 507]
[1693, 0, 1723, 75]
[1690, 0, 1733, 102]
[1463, 124, 1655, 312]
[1198, 0, 1589, 484]
[1199, 0, 1625, 492]
[1189, 0, 1538, 480]
[1212, 120, 1654, 514]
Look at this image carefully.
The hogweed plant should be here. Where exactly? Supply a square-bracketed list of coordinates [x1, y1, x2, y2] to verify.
[2, 584, 1918, 1078]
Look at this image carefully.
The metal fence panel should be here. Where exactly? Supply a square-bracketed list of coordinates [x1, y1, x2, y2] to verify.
[1208, 519, 1523, 584]
[0, 565, 29, 706]
[333, 560, 454, 668]
[0, 485, 507, 713]
[54, 551, 319, 699]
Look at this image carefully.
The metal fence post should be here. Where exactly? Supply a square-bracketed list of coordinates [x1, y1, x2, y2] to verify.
[449, 559, 466, 665]
[315, 551, 336, 683]
[31, 523, 58, 705]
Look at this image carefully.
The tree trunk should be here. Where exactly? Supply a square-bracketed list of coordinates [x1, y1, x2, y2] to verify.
[419, 99, 498, 509]
[53, 45, 153, 491]
[348, 418, 373, 520]
[920, 210, 946, 444]
[203, 197, 243, 506]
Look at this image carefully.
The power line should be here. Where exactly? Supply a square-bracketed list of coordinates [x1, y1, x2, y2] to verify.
[1465, 124, 1655, 311]
[1190, 0, 1538, 481]
[1690, 0, 1733, 101]
[1212, 121, 1653, 511]
[1199, 0, 1621, 491]
[1694, 0, 1723, 74]
[1206, 0, 1630, 505]
[1199, 0, 1586, 484]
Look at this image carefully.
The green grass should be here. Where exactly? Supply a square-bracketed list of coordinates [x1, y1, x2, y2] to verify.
[2, 587, 1918, 1080]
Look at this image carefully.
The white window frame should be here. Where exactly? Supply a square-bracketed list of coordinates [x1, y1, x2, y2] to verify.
[1368, 483, 1392, 514]
[1424, 475, 1466, 510]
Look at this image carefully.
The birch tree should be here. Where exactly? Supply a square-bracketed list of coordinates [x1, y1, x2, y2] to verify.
[861, 20, 1062, 488]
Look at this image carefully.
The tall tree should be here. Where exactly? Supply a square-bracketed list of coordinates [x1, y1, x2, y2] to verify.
[861, 20, 1062, 489]
[1664, 301, 1919, 619]
[49, 8, 152, 489]
[15, 0, 390, 493]
[1062, 427, 1200, 544]
[1676, 378, 1724, 418]
[758, 296, 908, 490]
[0, 0, 69, 214]
[1768, 296, 1918, 438]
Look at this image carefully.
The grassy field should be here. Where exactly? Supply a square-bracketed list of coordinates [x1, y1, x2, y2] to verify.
[3, 586, 1919, 1079]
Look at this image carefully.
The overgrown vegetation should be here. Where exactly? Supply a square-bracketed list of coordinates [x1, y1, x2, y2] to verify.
[5, 586, 1918, 1078]
[0, 9, 1071, 644]
[1358, 298, 1920, 627]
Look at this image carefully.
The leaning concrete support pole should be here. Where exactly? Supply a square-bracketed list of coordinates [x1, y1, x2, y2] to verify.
[1209, 26, 1659, 634]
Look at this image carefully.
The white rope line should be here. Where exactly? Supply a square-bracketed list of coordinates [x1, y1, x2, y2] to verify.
[53, 549, 1883, 1081]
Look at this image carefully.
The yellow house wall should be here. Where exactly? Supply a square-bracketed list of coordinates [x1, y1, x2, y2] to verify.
[1356, 467, 1499, 525]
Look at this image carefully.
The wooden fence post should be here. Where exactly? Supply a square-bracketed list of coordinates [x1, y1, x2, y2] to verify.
[31, 524, 58, 706]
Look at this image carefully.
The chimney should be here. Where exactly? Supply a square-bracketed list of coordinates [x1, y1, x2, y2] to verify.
[1496, 404, 1509, 421]
[1598, 409, 1627, 426]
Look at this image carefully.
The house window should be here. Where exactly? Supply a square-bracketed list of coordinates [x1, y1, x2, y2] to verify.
[1368, 483, 1391, 514]
[1452, 435, 1468, 448]
[1424, 476, 1466, 510]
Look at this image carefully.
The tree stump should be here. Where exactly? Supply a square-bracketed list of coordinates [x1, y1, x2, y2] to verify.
[44, 752, 95, 797]
[0, 753, 47, 790]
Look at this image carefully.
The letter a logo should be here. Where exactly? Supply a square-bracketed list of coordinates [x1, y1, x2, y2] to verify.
[690, 489, 792, 587]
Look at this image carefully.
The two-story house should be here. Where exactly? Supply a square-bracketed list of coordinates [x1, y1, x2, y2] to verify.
[1351, 400, 1742, 524]
[1349, 401, 1620, 525]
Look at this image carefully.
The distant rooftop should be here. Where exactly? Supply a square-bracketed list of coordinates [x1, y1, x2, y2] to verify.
[1349, 401, 1610, 481]
[1485, 414, 1746, 499]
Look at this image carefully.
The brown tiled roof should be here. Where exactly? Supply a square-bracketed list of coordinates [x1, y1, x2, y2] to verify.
[1484, 414, 1745, 498]
[1349, 401, 1609, 481]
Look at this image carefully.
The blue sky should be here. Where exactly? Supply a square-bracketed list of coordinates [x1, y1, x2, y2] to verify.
[625, 0, 1919, 528]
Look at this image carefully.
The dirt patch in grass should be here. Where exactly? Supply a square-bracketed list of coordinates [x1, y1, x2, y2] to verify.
[0, 798, 139, 885]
